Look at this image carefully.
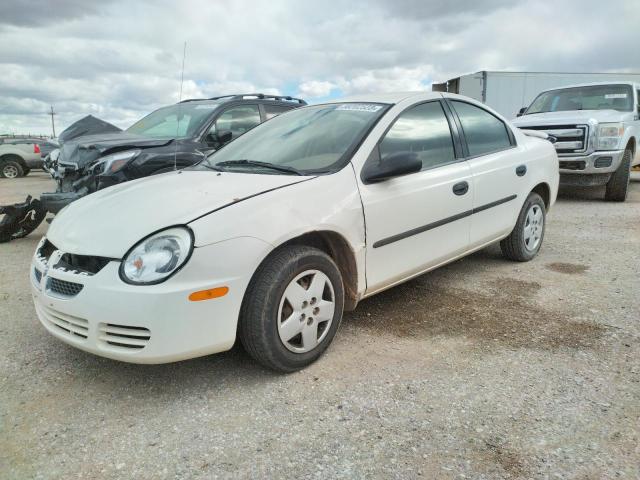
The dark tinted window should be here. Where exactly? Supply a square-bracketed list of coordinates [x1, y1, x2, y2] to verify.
[451, 101, 512, 156]
[379, 101, 455, 170]
[263, 104, 291, 120]
[213, 105, 261, 141]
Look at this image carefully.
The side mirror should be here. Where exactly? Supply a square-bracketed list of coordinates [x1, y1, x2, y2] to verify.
[516, 107, 527, 117]
[205, 130, 233, 147]
[362, 151, 422, 184]
[216, 130, 233, 144]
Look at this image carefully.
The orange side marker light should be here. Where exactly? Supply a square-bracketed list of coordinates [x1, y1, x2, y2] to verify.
[189, 287, 229, 302]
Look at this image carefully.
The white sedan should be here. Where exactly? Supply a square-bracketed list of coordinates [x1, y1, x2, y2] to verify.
[31, 92, 559, 372]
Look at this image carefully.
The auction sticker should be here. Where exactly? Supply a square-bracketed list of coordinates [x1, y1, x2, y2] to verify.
[336, 104, 383, 112]
[605, 94, 627, 99]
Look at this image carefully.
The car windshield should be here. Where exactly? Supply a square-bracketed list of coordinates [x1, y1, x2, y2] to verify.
[525, 84, 633, 114]
[126, 102, 219, 138]
[201, 103, 388, 175]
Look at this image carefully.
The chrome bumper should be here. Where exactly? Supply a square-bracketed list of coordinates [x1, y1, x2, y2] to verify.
[558, 150, 624, 175]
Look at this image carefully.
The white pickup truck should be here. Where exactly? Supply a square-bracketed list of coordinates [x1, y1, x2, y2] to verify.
[513, 82, 639, 201]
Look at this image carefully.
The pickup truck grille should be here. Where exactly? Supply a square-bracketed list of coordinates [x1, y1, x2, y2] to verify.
[523, 124, 588, 155]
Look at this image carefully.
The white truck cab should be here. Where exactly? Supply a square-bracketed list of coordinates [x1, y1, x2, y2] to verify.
[513, 82, 639, 201]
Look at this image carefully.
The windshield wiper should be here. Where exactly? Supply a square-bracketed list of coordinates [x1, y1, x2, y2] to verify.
[214, 159, 303, 176]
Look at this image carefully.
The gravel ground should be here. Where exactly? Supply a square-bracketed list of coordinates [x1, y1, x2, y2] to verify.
[1, 172, 639, 479]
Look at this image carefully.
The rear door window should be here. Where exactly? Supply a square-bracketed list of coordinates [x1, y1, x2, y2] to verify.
[450, 101, 513, 157]
[263, 104, 291, 120]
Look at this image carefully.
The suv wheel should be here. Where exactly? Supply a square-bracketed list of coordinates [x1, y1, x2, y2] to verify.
[500, 192, 546, 262]
[239, 245, 344, 372]
[604, 148, 632, 202]
[0, 158, 25, 178]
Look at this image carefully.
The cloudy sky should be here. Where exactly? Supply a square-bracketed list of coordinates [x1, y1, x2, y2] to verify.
[1, 0, 639, 135]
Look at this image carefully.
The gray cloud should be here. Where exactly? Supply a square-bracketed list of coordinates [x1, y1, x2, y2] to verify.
[0, 0, 638, 135]
[0, 0, 115, 28]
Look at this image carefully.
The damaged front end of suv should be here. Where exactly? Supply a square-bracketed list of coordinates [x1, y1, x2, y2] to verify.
[0, 115, 177, 242]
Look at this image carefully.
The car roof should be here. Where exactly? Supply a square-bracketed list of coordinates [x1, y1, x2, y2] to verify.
[326, 91, 442, 105]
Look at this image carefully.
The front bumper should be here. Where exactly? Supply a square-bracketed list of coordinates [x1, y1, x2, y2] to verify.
[558, 149, 624, 175]
[31, 237, 271, 364]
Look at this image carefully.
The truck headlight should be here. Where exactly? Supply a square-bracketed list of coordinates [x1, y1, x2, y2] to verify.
[120, 227, 194, 285]
[596, 123, 624, 150]
[98, 149, 141, 174]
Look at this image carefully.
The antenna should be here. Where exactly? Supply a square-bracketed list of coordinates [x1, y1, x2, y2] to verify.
[174, 41, 187, 171]
[49, 105, 56, 138]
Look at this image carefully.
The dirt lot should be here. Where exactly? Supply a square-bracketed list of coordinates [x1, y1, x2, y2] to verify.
[1, 172, 639, 479]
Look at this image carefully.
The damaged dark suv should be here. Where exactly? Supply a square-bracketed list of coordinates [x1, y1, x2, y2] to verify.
[0, 93, 306, 242]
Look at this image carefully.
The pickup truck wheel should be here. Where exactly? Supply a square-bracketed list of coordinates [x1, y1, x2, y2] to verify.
[239, 245, 344, 373]
[500, 192, 546, 262]
[604, 148, 632, 202]
[0, 158, 25, 178]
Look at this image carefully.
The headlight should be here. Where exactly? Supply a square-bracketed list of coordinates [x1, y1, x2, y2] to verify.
[49, 148, 60, 162]
[596, 123, 624, 150]
[120, 227, 194, 285]
[98, 149, 141, 174]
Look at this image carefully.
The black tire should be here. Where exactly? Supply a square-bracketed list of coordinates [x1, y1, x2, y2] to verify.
[23, 167, 31, 177]
[604, 148, 632, 202]
[239, 245, 344, 373]
[0, 157, 25, 178]
[500, 192, 546, 262]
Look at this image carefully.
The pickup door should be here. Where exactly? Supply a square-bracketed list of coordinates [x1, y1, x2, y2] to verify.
[357, 100, 473, 294]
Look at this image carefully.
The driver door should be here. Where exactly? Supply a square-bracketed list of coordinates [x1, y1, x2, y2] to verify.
[358, 100, 473, 294]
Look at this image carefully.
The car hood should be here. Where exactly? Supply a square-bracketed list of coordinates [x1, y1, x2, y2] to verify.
[46, 170, 310, 258]
[513, 109, 632, 127]
[58, 132, 174, 170]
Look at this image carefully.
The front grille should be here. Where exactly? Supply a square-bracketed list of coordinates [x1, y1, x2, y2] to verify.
[98, 323, 151, 350]
[38, 239, 57, 261]
[47, 277, 84, 298]
[55, 253, 111, 276]
[33, 267, 42, 284]
[37, 304, 88, 339]
[525, 124, 588, 155]
[559, 160, 586, 171]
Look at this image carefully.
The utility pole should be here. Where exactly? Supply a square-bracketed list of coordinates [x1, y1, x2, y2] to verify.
[49, 105, 56, 138]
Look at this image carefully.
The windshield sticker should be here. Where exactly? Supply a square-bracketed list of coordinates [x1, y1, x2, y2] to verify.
[605, 93, 627, 99]
[195, 104, 218, 109]
[336, 104, 383, 112]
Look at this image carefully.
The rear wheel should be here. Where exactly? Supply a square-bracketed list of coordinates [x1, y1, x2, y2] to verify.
[0, 158, 25, 178]
[239, 245, 344, 372]
[605, 148, 632, 202]
[500, 192, 546, 262]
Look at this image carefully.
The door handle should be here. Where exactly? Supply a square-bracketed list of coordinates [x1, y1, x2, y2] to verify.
[452, 181, 469, 196]
[516, 165, 527, 176]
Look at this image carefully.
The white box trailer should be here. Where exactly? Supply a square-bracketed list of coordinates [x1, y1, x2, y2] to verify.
[432, 71, 640, 119]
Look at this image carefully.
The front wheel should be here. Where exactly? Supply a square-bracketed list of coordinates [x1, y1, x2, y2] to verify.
[0, 159, 25, 178]
[604, 148, 632, 202]
[239, 246, 344, 373]
[500, 192, 546, 262]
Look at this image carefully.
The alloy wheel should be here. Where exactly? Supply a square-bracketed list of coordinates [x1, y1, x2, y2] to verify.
[3, 165, 19, 178]
[523, 204, 543, 251]
[277, 269, 335, 353]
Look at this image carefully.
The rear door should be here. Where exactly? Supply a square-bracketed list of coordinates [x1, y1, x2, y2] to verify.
[446, 99, 524, 246]
[358, 100, 473, 294]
